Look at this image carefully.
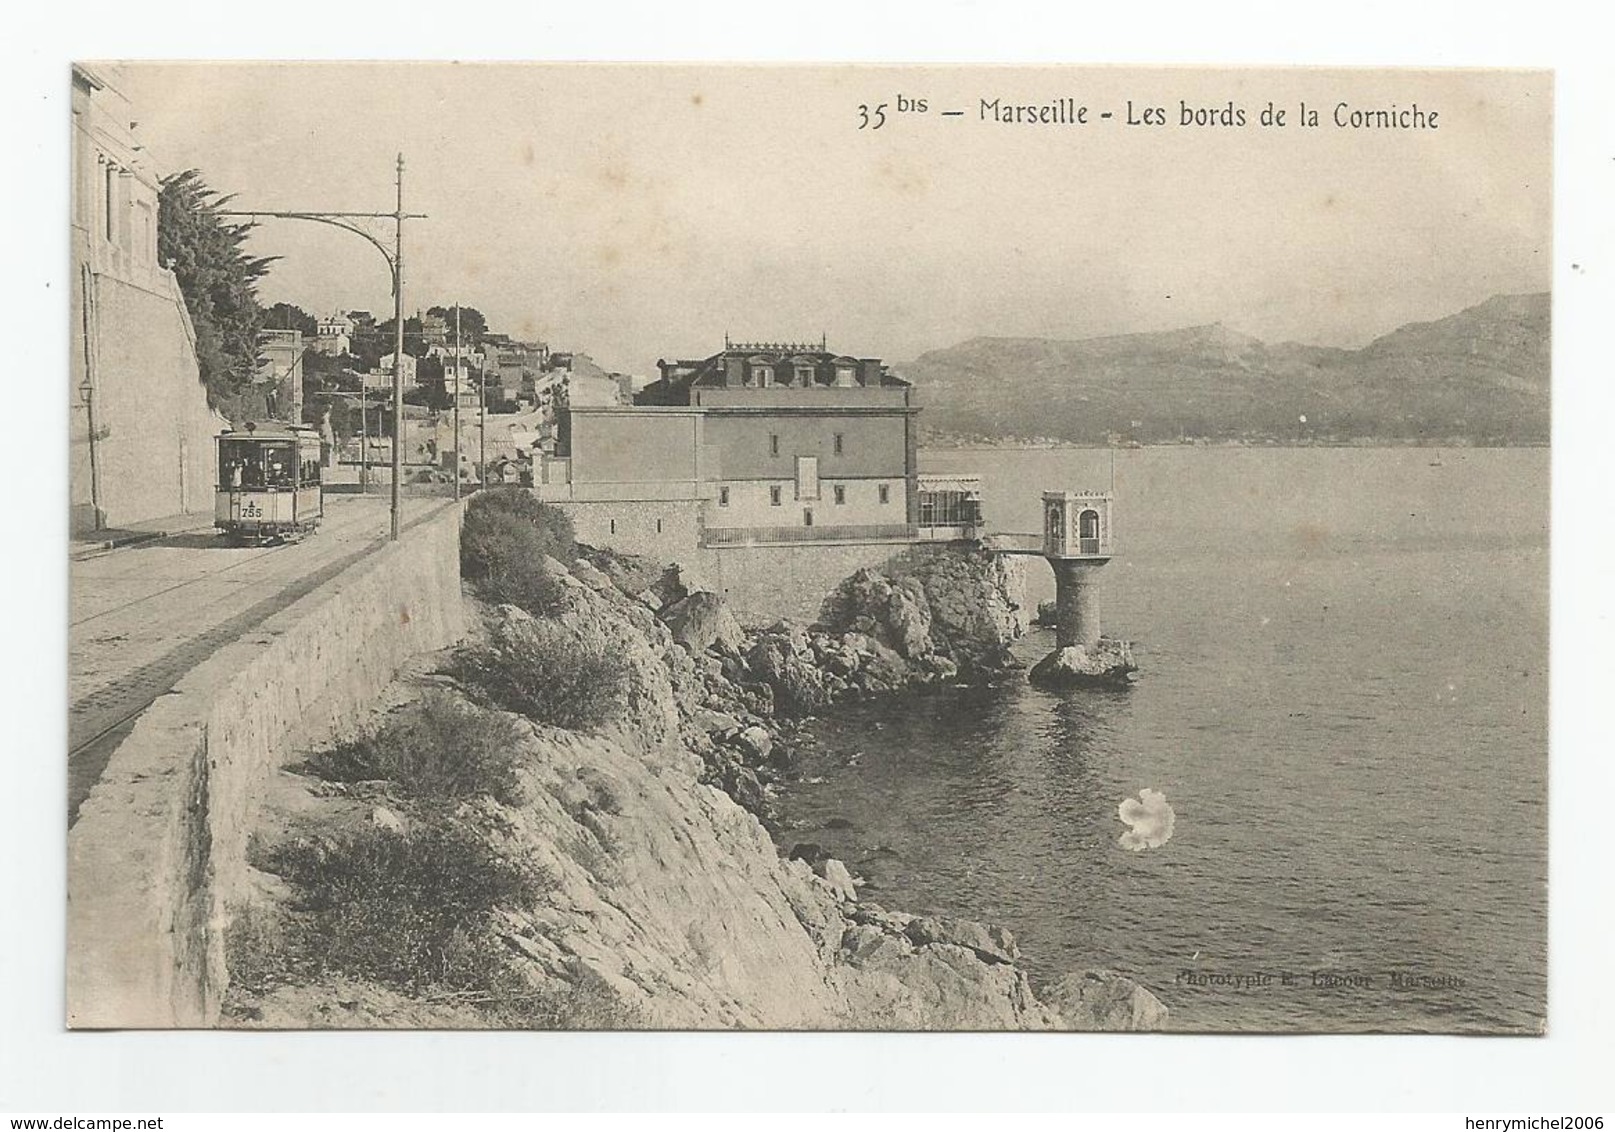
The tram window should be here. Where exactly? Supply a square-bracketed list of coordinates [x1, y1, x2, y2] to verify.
[263, 445, 296, 488]
[300, 452, 322, 485]
[219, 439, 262, 488]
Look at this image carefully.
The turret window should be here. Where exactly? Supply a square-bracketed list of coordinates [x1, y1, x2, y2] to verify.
[1079, 508, 1100, 554]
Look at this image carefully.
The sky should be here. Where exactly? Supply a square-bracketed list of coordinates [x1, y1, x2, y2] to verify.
[117, 63, 1551, 376]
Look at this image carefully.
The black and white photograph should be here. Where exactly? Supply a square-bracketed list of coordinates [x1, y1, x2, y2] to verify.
[59, 61, 1556, 1039]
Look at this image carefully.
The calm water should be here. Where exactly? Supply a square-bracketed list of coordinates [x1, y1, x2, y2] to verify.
[779, 447, 1548, 1032]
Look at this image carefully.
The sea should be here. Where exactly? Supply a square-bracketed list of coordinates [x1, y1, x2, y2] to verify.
[776, 445, 1548, 1033]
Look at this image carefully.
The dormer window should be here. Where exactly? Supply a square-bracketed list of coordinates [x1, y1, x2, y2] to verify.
[834, 366, 856, 387]
[794, 365, 814, 386]
[753, 364, 774, 387]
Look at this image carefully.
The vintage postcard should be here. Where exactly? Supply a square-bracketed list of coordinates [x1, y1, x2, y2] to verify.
[66, 62, 1549, 1033]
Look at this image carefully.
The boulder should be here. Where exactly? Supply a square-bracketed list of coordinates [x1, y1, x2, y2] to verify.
[814, 858, 858, 903]
[1042, 970, 1169, 1031]
[838, 940, 1050, 1029]
[821, 569, 935, 659]
[734, 725, 773, 761]
[660, 592, 745, 655]
[689, 707, 741, 737]
[904, 915, 1018, 965]
[746, 633, 831, 715]
[847, 903, 914, 934]
[723, 765, 767, 814]
[370, 805, 406, 834]
[1028, 638, 1138, 687]
[574, 545, 670, 602]
[840, 924, 914, 965]
[569, 558, 615, 593]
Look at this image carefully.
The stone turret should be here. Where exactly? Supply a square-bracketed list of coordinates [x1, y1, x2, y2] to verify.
[1029, 490, 1136, 686]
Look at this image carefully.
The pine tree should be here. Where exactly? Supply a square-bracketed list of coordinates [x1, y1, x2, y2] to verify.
[157, 169, 277, 416]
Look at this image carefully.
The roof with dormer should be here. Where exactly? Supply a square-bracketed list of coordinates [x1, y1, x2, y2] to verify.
[637, 342, 908, 405]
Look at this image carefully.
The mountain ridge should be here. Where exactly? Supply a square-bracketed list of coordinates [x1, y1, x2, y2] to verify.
[901, 292, 1549, 445]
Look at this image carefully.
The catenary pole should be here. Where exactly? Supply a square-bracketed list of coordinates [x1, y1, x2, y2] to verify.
[479, 321, 486, 489]
[390, 154, 406, 540]
[220, 157, 426, 542]
[453, 303, 462, 500]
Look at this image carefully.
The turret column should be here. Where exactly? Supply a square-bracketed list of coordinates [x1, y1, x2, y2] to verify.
[1052, 558, 1105, 649]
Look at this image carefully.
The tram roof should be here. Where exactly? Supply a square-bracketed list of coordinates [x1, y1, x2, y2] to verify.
[219, 421, 319, 441]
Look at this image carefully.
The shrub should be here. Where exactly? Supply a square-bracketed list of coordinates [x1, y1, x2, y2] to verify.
[505, 957, 640, 1030]
[450, 628, 630, 732]
[460, 510, 568, 614]
[460, 489, 579, 616]
[464, 487, 575, 565]
[265, 824, 543, 996]
[304, 691, 527, 806]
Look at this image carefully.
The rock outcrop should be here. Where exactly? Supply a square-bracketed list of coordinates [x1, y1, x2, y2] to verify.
[660, 591, 746, 656]
[1029, 638, 1138, 687]
[1042, 970, 1170, 1031]
[818, 546, 1029, 674]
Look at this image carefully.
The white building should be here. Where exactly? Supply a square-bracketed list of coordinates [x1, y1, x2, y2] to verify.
[311, 311, 354, 356]
[375, 352, 419, 388]
[561, 372, 622, 407]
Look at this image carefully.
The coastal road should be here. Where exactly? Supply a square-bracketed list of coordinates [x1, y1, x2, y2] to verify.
[68, 495, 457, 824]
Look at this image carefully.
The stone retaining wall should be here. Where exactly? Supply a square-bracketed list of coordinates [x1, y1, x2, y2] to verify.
[66, 501, 469, 1028]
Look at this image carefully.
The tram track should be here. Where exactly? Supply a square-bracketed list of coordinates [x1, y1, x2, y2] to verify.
[70, 539, 290, 629]
[67, 498, 456, 826]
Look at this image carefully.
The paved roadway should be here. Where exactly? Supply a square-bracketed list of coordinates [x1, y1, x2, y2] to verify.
[68, 495, 455, 824]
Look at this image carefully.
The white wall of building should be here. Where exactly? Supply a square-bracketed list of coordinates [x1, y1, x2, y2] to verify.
[708, 477, 906, 529]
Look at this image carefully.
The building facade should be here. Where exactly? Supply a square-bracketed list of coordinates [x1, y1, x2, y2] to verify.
[642, 341, 920, 537]
[255, 328, 304, 423]
[310, 311, 353, 356]
[374, 352, 419, 390]
[540, 341, 927, 559]
[70, 63, 228, 532]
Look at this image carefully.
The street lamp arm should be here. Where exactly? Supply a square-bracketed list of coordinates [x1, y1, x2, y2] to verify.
[218, 154, 417, 542]
[217, 210, 422, 285]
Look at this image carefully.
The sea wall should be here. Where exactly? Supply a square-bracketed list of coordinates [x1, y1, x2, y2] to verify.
[66, 501, 469, 1028]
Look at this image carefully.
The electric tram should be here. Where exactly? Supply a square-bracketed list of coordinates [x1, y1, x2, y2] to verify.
[215, 422, 324, 543]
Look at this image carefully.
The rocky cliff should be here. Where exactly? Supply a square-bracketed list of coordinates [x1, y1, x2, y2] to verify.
[222, 544, 1164, 1031]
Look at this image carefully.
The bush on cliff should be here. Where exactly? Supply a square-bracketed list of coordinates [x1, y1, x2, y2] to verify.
[450, 627, 630, 732]
[460, 488, 576, 614]
[265, 824, 542, 997]
[303, 691, 527, 807]
[467, 485, 576, 557]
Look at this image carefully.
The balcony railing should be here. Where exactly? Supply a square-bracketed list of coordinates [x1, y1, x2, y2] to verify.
[702, 522, 917, 547]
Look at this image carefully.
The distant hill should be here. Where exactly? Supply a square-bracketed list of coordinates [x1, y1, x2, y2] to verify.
[902, 293, 1549, 445]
